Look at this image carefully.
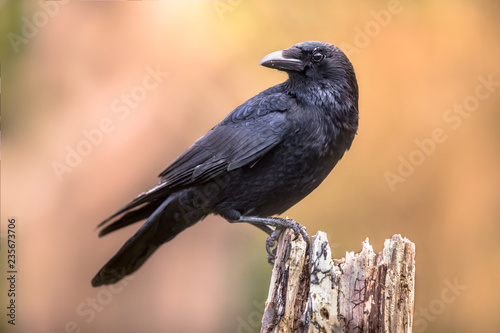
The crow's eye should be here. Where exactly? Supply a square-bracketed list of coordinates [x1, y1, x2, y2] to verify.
[312, 52, 324, 62]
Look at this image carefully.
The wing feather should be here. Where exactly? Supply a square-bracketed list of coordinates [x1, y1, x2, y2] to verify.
[98, 89, 290, 229]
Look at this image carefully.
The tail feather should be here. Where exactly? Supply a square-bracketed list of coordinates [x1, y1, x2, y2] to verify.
[91, 239, 160, 287]
[97, 181, 172, 229]
[98, 201, 162, 237]
[92, 191, 204, 287]
[92, 195, 176, 287]
[92, 215, 164, 287]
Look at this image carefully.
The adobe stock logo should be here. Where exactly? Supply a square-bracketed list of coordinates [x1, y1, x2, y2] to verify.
[339, 0, 406, 57]
[51, 65, 168, 182]
[225, 299, 265, 333]
[413, 277, 466, 333]
[385, 75, 499, 192]
[212, 0, 243, 21]
[8, 0, 70, 53]
[50, 272, 135, 333]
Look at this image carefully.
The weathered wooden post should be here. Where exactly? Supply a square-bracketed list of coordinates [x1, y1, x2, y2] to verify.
[261, 230, 415, 333]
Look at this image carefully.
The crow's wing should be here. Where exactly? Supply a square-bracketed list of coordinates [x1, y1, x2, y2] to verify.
[98, 90, 292, 228]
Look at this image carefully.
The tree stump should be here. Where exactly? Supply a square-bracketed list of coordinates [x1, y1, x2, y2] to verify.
[261, 230, 415, 333]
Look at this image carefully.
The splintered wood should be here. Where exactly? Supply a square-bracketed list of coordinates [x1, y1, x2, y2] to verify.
[261, 230, 415, 333]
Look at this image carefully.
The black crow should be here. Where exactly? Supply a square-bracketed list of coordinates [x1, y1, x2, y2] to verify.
[92, 41, 358, 287]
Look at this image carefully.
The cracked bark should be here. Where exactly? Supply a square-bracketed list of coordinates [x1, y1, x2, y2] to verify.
[260, 230, 415, 333]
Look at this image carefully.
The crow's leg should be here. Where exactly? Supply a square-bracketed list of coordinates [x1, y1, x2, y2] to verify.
[250, 223, 274, 236]
[229, 216, 310, 264]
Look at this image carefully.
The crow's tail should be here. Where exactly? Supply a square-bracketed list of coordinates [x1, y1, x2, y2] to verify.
[92, 191, 203, 287]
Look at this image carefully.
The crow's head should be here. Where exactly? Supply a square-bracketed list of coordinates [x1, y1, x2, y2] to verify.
[260, 41, 358, 109]
[260, 41, 355, 82]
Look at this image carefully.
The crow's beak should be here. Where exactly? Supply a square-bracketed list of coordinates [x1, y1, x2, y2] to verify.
[259, 49, 304, 72]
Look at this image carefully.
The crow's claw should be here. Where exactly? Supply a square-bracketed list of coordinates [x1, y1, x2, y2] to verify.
[229, 215, 310, 265]
[285, 219, 310, 250]
[265, 227, 283, 265]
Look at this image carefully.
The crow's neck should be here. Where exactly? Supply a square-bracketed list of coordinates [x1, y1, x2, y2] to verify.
[285, 77, 357, 112]
[284, 76, 359, 137]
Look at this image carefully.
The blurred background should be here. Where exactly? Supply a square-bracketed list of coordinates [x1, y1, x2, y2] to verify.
[1, 1, 500, 332]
